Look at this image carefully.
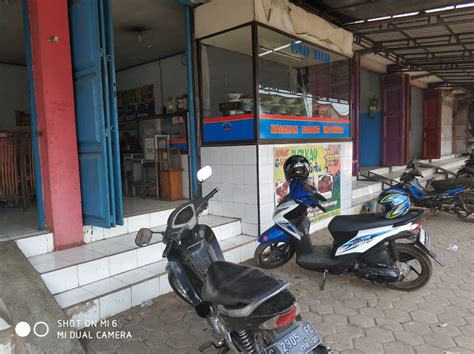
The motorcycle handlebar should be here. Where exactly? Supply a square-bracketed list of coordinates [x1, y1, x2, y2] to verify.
[316, 204, 327, 213]
[205, 187, 219, 201]
[196, 187, 219, 215]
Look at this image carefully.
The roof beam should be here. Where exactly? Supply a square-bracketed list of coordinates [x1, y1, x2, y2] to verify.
[347, 8, 474, 30]
[357, 16, 474, 36]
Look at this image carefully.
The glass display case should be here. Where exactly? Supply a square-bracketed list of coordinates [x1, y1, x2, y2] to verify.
[198, 24, 351, 145]
[257, 26, 351, 140]
[199, 25, 254, 143]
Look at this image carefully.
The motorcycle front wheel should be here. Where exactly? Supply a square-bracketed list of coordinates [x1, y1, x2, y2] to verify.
[386, 244, 432, 291]
[454, 193, 474, 223]
[254, 242, 295, 269]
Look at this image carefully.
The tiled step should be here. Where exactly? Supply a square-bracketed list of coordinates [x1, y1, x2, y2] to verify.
[14, 206, 185, 257]
[55, 234, 258, 329]
[16, 232, 54, 257]
[29, 215, 241, 295]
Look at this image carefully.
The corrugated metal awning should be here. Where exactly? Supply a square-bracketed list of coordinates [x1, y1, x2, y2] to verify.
[294, 1, 474, 97]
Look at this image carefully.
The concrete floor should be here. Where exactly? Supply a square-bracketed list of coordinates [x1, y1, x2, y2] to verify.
[0, 241, 85, 353]
[80, 212, 474, 353]
[0, 197, 186, 241]
[0, 206, 40, 240]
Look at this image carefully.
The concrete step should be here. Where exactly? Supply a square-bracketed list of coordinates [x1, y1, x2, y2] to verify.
[352, 180, 383, 200]
[55, 234, 257, 329]
[28, 215, 241, 295]
[351, 156, 467, 210]
[360, 166, 390, 175]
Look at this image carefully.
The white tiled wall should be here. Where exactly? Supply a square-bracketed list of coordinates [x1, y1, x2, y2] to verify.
[201, 142, 353, 236]
[258, 142, 353, 234]
[201, 145, 259, 236]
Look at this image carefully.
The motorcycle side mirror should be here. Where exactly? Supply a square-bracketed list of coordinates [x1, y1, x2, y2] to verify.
[135, 228, 153, 247]
[414, 168, 424, 178]
[197, 165, 212, 182]
[407, 159, 417, 169]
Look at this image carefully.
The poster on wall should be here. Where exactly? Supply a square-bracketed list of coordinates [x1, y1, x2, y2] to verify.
[273, 144, 341, 222]
[117, 84, 155, 121]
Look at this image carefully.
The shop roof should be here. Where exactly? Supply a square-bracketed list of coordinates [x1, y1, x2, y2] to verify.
[295, 0, 474, 96]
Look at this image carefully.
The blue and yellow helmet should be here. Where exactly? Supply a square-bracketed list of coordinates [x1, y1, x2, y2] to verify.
[377, 188, 410, 219]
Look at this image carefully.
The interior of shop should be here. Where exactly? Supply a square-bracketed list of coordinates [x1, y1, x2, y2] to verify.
[0, 0, 191, 239]
[112, 0, 190, 212]
[0, 1, 39, 240]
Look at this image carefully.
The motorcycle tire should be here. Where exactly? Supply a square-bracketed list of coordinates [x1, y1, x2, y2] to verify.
[168, 272, 194, 305]
[454, 193, 474, 223]
[254, 242, 295, 269]
[386, 244, 432, 292]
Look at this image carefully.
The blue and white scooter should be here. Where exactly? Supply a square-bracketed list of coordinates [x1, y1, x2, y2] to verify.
[254, 162, 443, 291]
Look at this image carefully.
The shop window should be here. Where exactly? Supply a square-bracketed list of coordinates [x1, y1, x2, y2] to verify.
[257, 26, 351, 140]
[199, 26, 255, 143]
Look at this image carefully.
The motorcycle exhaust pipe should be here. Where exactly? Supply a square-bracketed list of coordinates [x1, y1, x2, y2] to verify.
[354, 264, 399, 283]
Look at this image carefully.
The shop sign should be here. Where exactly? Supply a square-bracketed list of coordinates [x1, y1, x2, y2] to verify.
[260, 114, 350, 139]
[202, 114, 254, 143]
[273, 144, 341, 223]
[291, 42, 331, 63]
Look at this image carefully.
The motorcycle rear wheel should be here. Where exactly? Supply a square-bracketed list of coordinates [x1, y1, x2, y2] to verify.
[454, 193, 474, 223]
[254, 242, 295, 269]
[386, 244, 432, 291]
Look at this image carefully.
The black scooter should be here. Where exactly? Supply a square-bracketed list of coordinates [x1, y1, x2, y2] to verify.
[396, 160, 474, 223]
[135, 166, 329, 354]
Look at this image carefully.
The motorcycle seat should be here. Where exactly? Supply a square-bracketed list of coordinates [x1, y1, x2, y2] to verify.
[205, 261, 286, 309]
[328, 211, 421, 238]
[430, 177, 473, 191]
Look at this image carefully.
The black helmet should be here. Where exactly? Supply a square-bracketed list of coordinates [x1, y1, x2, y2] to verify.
[283, 155, 310, 181]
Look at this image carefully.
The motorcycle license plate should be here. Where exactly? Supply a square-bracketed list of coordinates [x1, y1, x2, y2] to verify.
[418, 228, 430, 249]
[265, 322, 321, 354]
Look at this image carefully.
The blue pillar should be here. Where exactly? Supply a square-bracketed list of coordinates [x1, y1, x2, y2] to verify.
[22, 0, 45, 230]
[179, 1, 199, 197]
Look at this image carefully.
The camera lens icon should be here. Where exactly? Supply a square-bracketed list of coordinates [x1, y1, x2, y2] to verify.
[15, 322, 31, 337]
[15, 321, 50, 338]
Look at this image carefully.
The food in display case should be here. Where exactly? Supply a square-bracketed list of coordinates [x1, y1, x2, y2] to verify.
[219, 92, 253, 116]
[259, 91, 307, 117]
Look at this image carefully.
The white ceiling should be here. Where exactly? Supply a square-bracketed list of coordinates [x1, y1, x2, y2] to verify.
[112, 0, 185, 70]
[0, 0, 185, 70]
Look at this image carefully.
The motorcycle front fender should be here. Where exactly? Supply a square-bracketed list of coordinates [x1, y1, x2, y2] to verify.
[167, 260, 203, 306]
[258, 224, 292, 244]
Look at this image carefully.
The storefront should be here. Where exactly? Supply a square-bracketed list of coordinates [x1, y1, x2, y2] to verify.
[195, 0, 354, 236]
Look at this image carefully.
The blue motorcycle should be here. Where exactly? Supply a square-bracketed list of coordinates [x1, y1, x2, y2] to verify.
[395, 160, 474, 223]
[254, 178, 441, 291]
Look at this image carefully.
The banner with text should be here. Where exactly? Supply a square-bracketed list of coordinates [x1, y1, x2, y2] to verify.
[273, 144, 341, 223]
[261, 114, 350, 140]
